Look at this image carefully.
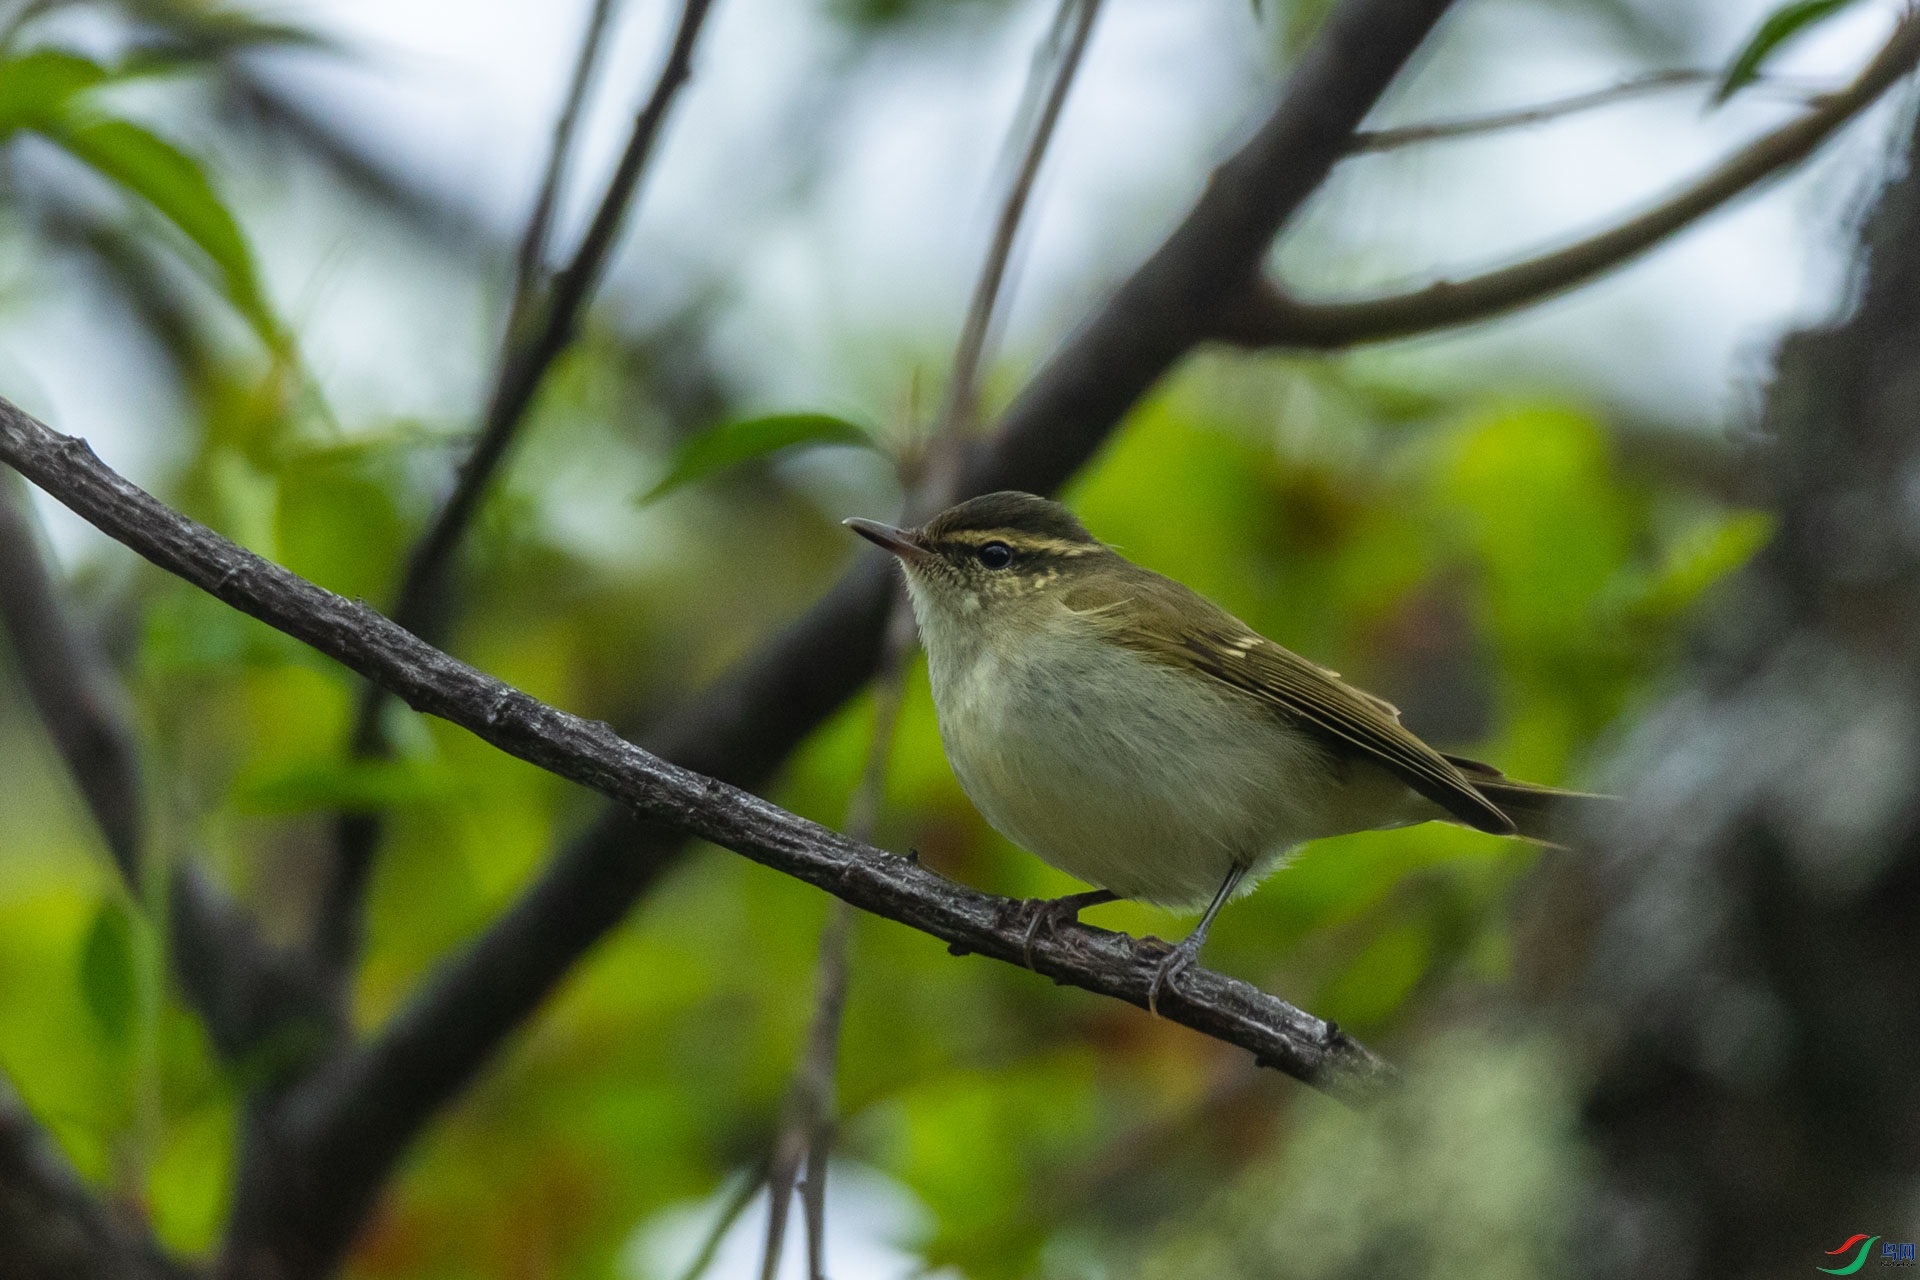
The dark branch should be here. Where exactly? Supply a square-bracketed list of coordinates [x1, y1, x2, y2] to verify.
[512, 0, 618, 316]
[934, 0, 1103, 441]
[764, 6, 1107, 1269]
[384, 0, 717, 644]
[0, 395, 1394, 1269]
[0, 1073, 191, 1280]
[228, 0, 1453, 1246]
[170, 866, 345, 1068]
[960, 0, 1458, 501]
[0, 473, 143, 883]
[0, 474, 331, 1064]
[318, 0, 717, 971]
[1217, 14, 1920, 348]
[760, 898, 852, 1280]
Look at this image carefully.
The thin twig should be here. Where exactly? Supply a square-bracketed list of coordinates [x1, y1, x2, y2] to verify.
[760, 898, 853, 1280]
[0, 393, 1396, 1272]
[513, 0, 619, 313]
[202, 8, 1455, 1262]
[760, 10, 1103, 1272]
[389, 0, 717, 639]
[1347, 69, 1830, 153]
[1216, 15, 1920, 347]
[676, 1159, 770, 1280]
[932, 0, 1102, 446]
[760, 604, 912, 1280]
[317, 0, 716, 972]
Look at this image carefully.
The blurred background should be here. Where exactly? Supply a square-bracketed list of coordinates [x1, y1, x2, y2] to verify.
[0, 0, 1913, 1276]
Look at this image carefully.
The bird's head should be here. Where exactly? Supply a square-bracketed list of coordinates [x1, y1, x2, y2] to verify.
[844, 490, 1113, 631]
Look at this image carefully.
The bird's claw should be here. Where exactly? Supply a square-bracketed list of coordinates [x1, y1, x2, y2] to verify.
[1010, 897, 1082, 969]
[1144, 938, 1198, 1017]
[1002, 890, 1118, 969]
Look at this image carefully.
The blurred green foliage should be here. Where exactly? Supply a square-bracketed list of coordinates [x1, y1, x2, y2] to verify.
[0, 345, 1757, 1273]
[0, 46, 278, 342]
[637, 413, 878, 506]
[0, 2, 1774, 1277]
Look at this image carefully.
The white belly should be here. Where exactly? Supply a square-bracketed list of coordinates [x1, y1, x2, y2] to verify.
[923, 621, 1408, 910]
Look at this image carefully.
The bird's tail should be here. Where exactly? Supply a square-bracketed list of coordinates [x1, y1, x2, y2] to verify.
[1442, 754, 1613, 848]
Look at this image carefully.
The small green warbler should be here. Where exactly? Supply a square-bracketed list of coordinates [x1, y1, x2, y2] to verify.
[847, 490, 1598, 1009]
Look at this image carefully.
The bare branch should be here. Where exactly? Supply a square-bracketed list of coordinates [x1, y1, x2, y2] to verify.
[765, 11, 1105, 1266]
[169, 865, 345, 1068]
[1219, 14, 1920, 348]
[318, 0, 715, 971]
[219, 0, 1453, 1247]
[0, 394, 1394, 1274]
[1347, 69, 1830, 153]
[934, 0, 1103, 442]
[388, 0, 716, 642]
[513, 0, 619, 318]
[760, 897, 853, 1280]
[760, 604, 911, 1280]
[0, 1072, 191, 1280]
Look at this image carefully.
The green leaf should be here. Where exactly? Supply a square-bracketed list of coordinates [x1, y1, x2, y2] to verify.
[79, 899, 137, 1046]
[1715, 0, 1863, 104]
[0, 50, 110, 128]
[48, 117, 278, 344]
[0, 52, 280, 343]
[637, 413, 876, 505]
[232, 757, 453, 815]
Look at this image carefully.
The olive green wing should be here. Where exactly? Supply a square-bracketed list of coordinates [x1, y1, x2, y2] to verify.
[1066, 571, 1515, 835]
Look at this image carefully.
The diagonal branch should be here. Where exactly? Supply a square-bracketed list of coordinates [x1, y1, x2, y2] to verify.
[207, 0, 1455, 1252]
[953, 0, 1460, 502]
[0, 394, 1395, 1265]
[387, 0, 715, 643]
[372, 0, 1454, 1133]
[512, 0, 619, 323]
[319, 0, 715, 971]
[1215, 12, 1920, 349]
[760, 6, 1107, 1273]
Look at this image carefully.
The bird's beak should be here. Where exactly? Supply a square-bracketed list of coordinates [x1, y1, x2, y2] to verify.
[843, 516, 930, 564]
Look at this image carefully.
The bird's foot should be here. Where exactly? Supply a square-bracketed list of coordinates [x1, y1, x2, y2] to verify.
[1142, 935, 1202, 1018]
[1005, 889, 1117, 969]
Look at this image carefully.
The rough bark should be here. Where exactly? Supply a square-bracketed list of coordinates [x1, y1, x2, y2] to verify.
[0, 395, 1394, 1280]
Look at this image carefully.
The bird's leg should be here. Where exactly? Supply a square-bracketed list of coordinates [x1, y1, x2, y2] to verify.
[1010, 889, 1119, 969]
[1145, 865, 1246, 1017]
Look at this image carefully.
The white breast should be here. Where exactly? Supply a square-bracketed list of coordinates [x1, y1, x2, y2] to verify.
[913, 596, 1401, 910]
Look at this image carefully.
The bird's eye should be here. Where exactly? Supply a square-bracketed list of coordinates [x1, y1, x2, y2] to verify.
[977, 542, 1014, 570]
